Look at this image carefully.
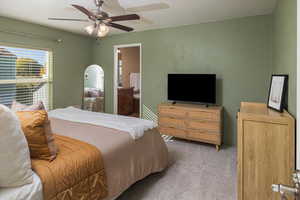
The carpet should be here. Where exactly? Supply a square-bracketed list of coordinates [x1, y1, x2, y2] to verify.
[117, 138, 237, 200]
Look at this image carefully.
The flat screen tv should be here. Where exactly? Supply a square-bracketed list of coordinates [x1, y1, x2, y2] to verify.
[168, 74, 216, 104]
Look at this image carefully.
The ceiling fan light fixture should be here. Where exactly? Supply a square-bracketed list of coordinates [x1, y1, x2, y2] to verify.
[96, 23, 110, 37]
[84, 24, 96, 35]
[52, 2, 138, 37]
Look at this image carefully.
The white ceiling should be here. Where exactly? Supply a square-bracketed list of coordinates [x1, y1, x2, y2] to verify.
[0, 0, 277, 37]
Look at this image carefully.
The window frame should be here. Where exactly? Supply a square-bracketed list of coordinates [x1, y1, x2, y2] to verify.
[0, 43, 53, 110]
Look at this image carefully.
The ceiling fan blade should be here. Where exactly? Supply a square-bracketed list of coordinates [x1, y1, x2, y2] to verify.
[108, 14, 140, 22]
[48, 18, 89, 22]
[108, 22, 134, 32]
[131, 16, 154, 25]
[72, 4, 96, 21]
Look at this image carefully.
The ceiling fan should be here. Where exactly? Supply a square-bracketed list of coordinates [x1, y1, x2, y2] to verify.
[49, 0, 140, 38]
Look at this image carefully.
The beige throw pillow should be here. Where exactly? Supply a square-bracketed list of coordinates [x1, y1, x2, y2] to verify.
[0, 105, 33, 187]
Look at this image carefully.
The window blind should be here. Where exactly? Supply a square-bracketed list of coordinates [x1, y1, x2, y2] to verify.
[0, 45, 52, 110]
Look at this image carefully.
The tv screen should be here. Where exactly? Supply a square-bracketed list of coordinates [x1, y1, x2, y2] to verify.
[168, 74, 216, 104]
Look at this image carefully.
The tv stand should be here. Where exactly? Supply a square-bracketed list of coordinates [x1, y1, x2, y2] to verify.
[158, 102, 223, 151]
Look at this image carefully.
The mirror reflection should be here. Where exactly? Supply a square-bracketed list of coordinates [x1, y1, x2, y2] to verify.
[83, 65, 105, 112]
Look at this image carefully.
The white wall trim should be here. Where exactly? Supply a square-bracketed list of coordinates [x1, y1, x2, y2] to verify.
[297, 0, 299, 170]
[113, 43, 142, 118]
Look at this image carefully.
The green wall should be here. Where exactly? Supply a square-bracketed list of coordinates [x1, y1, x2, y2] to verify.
[93, 15, 273, 145]
[0, 16, 94, 109]
[1, 7, 295, 145]
[272, 0, 297, 116]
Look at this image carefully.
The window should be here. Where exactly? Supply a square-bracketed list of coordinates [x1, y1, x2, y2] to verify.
[0, 45, 53, 110]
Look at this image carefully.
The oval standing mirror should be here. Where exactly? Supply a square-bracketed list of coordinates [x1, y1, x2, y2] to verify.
[83, 65, 105, 112]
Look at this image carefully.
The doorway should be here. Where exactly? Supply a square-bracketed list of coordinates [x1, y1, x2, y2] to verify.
[114, 44, 141, 118]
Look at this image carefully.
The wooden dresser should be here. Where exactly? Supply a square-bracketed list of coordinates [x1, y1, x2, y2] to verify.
[237, 102, 295, 200]
[158, 103, 223, 150]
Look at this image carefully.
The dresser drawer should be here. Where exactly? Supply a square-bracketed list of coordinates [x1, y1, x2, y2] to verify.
[187, 120, 220, 132]
[187, 111, 219, 121]
[159, 117, 186, 128]
[187, 130, 221, 144]
[159, 106, 186, 118]
[159, 127, 187, 139]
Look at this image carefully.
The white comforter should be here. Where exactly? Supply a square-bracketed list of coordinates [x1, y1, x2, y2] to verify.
[48, 107, 156, 139]
[0, 173, 43, 200]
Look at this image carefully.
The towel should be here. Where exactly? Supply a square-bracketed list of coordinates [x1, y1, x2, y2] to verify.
[130, 73, 140, 92]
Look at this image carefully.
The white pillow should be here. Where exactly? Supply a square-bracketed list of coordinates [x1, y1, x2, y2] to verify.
[0, 104, 33, 187]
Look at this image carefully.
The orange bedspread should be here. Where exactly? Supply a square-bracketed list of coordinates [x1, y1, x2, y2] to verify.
[31, 134, 108, 200]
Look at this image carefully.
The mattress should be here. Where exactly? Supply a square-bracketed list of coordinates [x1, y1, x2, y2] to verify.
[0, 173, 43, 200]
[50, 117, 169, 200]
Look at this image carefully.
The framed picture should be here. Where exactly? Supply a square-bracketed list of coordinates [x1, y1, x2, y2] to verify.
[267, 75, 288, 112]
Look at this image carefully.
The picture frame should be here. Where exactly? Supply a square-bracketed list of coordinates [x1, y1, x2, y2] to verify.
[267, 74, 288, 112]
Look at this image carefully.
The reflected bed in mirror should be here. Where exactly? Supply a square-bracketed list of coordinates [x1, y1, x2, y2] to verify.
[83, 65, 105, 112]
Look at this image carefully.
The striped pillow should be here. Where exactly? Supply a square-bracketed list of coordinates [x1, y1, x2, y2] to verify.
[11, 101, 45, 112]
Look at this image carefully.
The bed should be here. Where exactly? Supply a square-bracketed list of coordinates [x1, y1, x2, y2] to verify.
[0, 107, 168, 200]
[50, 118, 168, 200]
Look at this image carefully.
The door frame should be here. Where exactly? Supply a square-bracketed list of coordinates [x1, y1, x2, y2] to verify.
[113, 43, 142, 117]
[297, 1, 300, 169]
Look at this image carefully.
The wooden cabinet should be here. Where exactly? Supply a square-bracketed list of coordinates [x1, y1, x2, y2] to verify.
[158, 103, 223, 150]
[237, 102, 295, 200]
